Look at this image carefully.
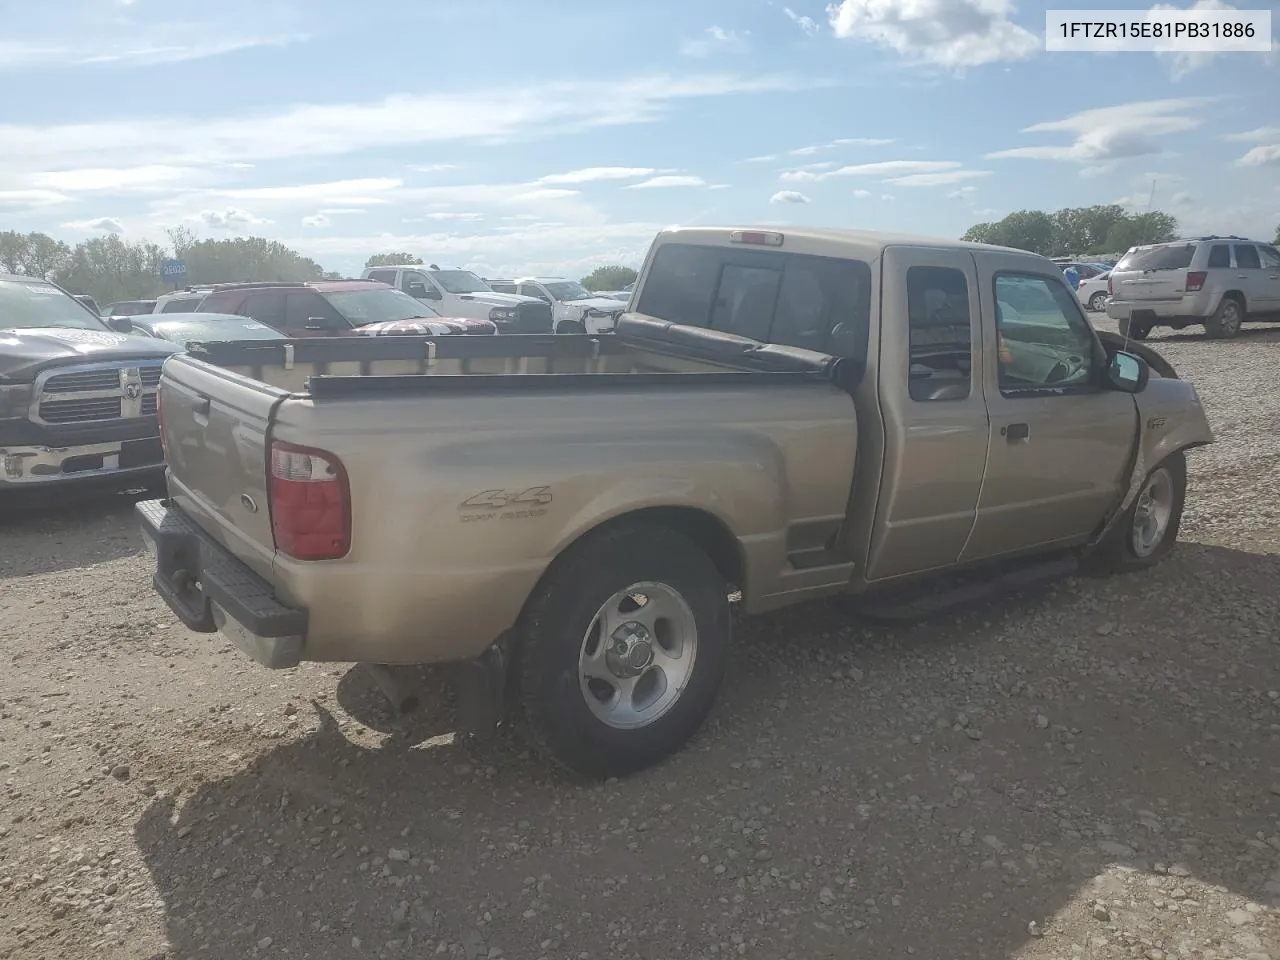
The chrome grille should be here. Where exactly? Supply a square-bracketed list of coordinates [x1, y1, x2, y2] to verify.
[40, 397, 123, 424]
[32, 361, 165, 426]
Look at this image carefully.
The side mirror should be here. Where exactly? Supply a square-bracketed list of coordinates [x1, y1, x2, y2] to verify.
[1105, 349, 1149, 394]
[105, 315, 133, 333]
[405, 281, 428, 298]
[425, 288, 443, 301]
[303, 316, 339, 331]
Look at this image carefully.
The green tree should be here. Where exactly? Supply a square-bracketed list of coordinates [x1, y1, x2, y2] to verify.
[54, 234, 167, 303]
[580, 265, 638, 291]
[1103, 211, 1178, 252]
[1051, 205, 1127, 255]
[1273, 223, 1280, 245]
[970, 210, 1057, 254]
[180, 237, 325, 285]
[0, 231, 28, 274]
[0, 230, 71, 278]
[365, 252, 422, 269]
[961, 223, 995, 245]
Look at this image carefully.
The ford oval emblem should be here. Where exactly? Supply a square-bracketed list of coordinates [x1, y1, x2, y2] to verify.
[240, 494, 259, 513]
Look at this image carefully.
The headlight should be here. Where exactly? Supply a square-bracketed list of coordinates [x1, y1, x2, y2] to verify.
[489, 307, 516, 322]
[0, 382, 34, 419]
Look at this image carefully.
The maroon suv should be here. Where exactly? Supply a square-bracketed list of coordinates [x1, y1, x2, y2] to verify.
[196, 280, 496, 337]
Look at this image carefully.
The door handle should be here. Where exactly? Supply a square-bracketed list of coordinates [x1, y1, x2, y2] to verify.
[191, 396, 211, 417]
[1003, 422, 1030, 442]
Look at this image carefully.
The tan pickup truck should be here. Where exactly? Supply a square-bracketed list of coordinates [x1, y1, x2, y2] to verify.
[137, 227, 1213, 778]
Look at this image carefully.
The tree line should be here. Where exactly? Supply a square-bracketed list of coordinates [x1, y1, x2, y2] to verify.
[1, 227, 331, 306]
[961, 205, 1184, 257]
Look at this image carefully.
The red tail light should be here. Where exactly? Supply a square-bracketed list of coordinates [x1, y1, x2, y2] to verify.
[269, 440, 351, 561]
[155, 388, 167, 459]
[1185, 270, 1207, 292]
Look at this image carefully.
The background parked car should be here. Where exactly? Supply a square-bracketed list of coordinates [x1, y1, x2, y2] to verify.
[125, 312, 288, 347]
[152, 286, 214, 314]
[501, 276, 626, 334]
[73, 294, 101, 315]
[101, 299, 158, 316]
[363, 264, 552, 333]
[1076, 271, 1112, 312]
[197, 279, 496, 337]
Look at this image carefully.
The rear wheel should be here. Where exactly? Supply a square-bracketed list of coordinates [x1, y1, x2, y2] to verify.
[1204, 296, 1244, 339]
[1084, 452, 1185, 575]
[1118, 317, 1150, 341]
[517, 525, 730, 778]
[1088, 292, 1107, 312]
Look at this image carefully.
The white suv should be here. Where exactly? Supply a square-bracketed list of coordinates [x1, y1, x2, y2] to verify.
[362, 265, 552, 333]
[1106, 236, 1280, 340]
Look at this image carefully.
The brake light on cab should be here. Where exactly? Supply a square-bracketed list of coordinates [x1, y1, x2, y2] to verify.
[1185, 271, 1207, 293]
[269, 440, 351, 561]
[729, 230, 784, 247]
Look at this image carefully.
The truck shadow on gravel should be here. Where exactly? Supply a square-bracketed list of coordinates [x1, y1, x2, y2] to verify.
[133, 543, 1280, 960]
[0, 487, 155, 579]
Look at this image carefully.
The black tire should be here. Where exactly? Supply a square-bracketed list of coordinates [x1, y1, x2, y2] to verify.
[1118, 317, 1150, 341]
[517, 524, 730, 779]
[1204, 296, 1244, 339]
[1083, 452, 1186, 575]
[557, 319, 585, 335]
[1088, 292, 1107, 312]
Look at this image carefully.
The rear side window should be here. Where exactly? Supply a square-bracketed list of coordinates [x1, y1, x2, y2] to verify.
[1234, 244, 1261, 269]
[1115, 244, 1195, 272]
[198, 292, 245, 315]
[285, 291, 345, 331]
[906, 266, 971, 402]
[366, 269, 397, 284]
[1207, 245, 1230, 268]
[241, 292, 286, 327]
[1261, 245, 1280, 269]
[635, 242, 872, 360]
[161, 297, 202, 313]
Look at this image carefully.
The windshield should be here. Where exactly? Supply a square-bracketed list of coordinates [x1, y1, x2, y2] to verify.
[322, 288, 442, 325]
[431, 270, 493, 294]
[0, 279, 108, 331]
[545, 281, 592, 302]
[1115, 244, 1195, 273]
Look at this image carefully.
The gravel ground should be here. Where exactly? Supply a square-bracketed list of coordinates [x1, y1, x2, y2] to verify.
[2, 319, 1279, 960]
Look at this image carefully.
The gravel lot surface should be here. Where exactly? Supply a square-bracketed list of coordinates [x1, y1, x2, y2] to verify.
[2, 319, 1279, 960]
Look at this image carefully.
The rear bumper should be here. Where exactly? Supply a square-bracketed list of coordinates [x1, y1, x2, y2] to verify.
[1107, 293, 1215, 323]
[1, 437, 164, 489]
[136, 498, 306, 669]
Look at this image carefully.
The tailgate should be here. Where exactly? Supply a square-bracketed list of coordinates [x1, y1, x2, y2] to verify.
[1113, 269, 1185, 302]
[159, 354, 283, 581]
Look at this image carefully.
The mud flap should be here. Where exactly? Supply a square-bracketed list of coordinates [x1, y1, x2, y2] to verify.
[450, 634, 512, 743]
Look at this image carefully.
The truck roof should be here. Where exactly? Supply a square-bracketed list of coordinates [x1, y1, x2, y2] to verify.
[654, 226, 1039, 261]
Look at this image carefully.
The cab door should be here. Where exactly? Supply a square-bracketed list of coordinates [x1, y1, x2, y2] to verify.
[959, 260, 1137, 563]
[864, 246, 990, 581]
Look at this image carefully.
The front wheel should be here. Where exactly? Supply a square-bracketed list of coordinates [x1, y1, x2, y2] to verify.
[517, 525, 730, 778]
[1083, 452, 1186, 575]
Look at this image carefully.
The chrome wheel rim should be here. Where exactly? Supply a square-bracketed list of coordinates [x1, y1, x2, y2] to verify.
[1131, 467, 1174, 558]
[578, 581, 698, 730]
[1089, 293, 1106, 311]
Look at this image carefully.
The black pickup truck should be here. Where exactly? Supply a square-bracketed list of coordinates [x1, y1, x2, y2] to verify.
[1, 274, 179, 494]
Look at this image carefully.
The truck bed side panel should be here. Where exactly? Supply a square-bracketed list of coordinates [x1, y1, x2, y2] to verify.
[160, 355, 282, 582]
[267, 382, 857, 664]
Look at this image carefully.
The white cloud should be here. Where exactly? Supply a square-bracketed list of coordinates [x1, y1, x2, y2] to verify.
[625, 175, 707, 189]
[0, 73, 820, 175]
[784, 6, 822, 35]
[407, 163, 460, 174]
[1238, 145, 1280, 166]
[1150, 0, 1273, 77]
[826, 160, 961, 177]
[0, 189, 71, 207]
[1170, 191, 1195, 206]
[948, 185, 978, 199]
[415, 212, 485, 222]
[827, 0, 1039, 68]
[881, 194, 895, 201]
[770, 190, 812, 204]
[987, 98, 1211, 163]
[680, 26, 749, 57]
[740, 154, 779, 163]
[538, 167, 657, 185]
[190, 208, 271, 230]
[301, 214, 330, 228]
[509, 188, 580, 202]
[852, 189, 872, 198]
[222, 178, 403, 203]
[833, 137, 896, 146]
[886, 169, 991, 186]
[62, 216, 126, 233]
[76, 34, 308, 68]
[1226, 126, 1280, 143]
[29, 165, 207, 192]
[708, 184, 732, 190]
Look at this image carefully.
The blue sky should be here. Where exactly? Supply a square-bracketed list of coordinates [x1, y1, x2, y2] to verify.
[0, 0, 1277, 278]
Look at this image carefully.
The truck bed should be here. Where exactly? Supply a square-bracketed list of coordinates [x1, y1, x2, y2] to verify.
[184, 314, 858, 395]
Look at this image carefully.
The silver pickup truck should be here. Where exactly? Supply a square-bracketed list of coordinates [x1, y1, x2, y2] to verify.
[137, 227, 1213, 777]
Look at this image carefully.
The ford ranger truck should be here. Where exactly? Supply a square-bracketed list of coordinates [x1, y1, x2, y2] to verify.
[2, 275, 179, 494]
[137, 227, 1213, 778]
